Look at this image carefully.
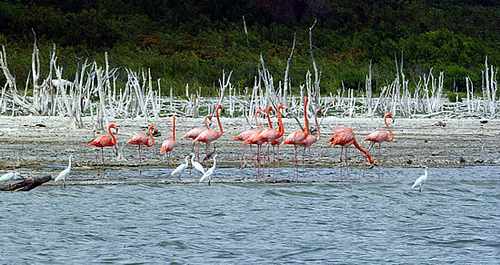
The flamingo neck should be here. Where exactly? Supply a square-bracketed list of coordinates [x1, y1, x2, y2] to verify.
[108, 126, 117, 144]
[266, 108, 273, 129]
[277, 107, 284, 136]
[148, 126, 155, 146]
[172, 116, 176, 141]
[303, 97, 310, 136]
[216, 108, 223, 134]
[352, 138, 374, 164]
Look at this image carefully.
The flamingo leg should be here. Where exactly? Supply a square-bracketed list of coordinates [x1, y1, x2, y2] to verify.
[266, 145, 270, 164]
[344, 146, 349, 166]
[239, 143, 243, 168]
[195, 143, 199, 161]
[339, 146, 344, 163]
[294, 145, 298, 181]
[139, 145, 142, 163]
[302, 146, 306, 165]
[276, 145, 280, 167]
[256, 144, 260, 178]
[101, 148, 104, 165]
[378, 143, 382, 157]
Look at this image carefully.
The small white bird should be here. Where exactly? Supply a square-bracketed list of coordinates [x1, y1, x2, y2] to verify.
[54, 155, 72, 187]
[191, 153, 205, 175]
[412, 167, 428, 192]
[199, 154, 217, 185]
[171, 156, 189, 179]
[0, 171, 22, 182]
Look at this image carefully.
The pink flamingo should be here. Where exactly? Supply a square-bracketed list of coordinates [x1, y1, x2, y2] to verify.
[233, 107, 265, 167]
[184, 115, 212, 159]
[194, 104, 224, 156]
[302, 108, 321, 149]
[365, 112, 394, 156]
[233, 107, 265, 142]
[257, 104, 285, 162]
[87, 122, 119, 164]
[183, 115, 212, 140]
[329, 126, 374, 165]
[128, 123, 157, 162]
[160, 115, 176, 157]
[245, 105, 275, 166]
[269, 105, 287, 163]
[284, 96, 310, 164]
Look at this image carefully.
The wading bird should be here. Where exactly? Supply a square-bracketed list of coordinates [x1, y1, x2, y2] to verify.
[128, 123, 157, 162]
[170, 156, 189, 179]
[411, 167, 428, 192]
[54, 155, 72, 187]
[302, 108, 321, 151]
[233, 107, 265, 167]
[329, 126, 375, 165]
[160, 115, 177, 157]
[245, 106, 274, 166]
[194, 104, 224, 156]
[284, 96, 310, 165]
[199, 154, 217, 185]
[365, 112, 394, 156]
[190, 153, 205, 175]
[257, 104, 285, 163]
[184, 115, 212, 159]
[87, 122, 119, 164]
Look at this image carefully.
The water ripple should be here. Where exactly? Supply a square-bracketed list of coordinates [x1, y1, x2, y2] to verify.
[1, 166, 499, 264]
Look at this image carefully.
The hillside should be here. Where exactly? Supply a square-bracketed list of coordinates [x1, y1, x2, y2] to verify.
[0, 0, 498, 95]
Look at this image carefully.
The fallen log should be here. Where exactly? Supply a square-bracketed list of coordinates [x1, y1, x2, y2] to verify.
[0, 175, 51, 191]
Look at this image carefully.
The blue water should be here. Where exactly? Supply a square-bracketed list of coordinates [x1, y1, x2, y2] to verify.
[1, 166, 499, 264]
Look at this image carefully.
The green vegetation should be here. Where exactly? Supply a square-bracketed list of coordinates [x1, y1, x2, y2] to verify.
[0, 1, 498, 95]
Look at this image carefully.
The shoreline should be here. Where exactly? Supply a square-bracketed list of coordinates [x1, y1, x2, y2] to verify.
[1, 116, 499, 175]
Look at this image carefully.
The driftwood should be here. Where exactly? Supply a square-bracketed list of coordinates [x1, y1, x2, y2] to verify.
[0, 176, 51, 191]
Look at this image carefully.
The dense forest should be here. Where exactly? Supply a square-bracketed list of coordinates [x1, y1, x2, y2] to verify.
[0, 0, 499, 96]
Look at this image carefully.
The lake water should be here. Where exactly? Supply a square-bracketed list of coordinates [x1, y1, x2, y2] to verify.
[1, 166, 499, 264]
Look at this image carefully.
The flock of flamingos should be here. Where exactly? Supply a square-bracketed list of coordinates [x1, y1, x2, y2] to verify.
[3, 96, 431, 190]
[82, 96, 395, 184]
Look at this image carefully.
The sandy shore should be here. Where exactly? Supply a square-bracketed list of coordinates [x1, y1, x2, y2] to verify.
[0, 116, 499, 176]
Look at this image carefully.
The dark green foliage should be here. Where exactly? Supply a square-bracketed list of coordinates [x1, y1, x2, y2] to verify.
[0, 0, 498, 95]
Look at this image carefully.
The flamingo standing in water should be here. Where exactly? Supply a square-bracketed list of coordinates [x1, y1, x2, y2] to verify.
[233, 107, 265, 167]
[284, 96, 310, 165]
[245, 105, 275, 169]
[87, 122, 119, 164]
[184, 115, 212, 159]
[302, 108, 321, 152]
[127, 123, 157, 162]
[365, 112, 394, 156]
[160, 115, 176, 157]
[257, 104, 285, 163]
[329, 126, 374, 165]
[194, 104, 224, 156]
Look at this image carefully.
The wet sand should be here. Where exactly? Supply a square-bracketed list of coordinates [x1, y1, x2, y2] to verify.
[0, 116, 499, 184]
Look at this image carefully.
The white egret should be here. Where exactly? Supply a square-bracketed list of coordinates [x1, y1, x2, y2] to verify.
[54, 155, 72, 187]
[171, 156, 189, 179]
[411, 166, 428, 192]
[190, 153, 205, 175]
[199, 154, 217, 185]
